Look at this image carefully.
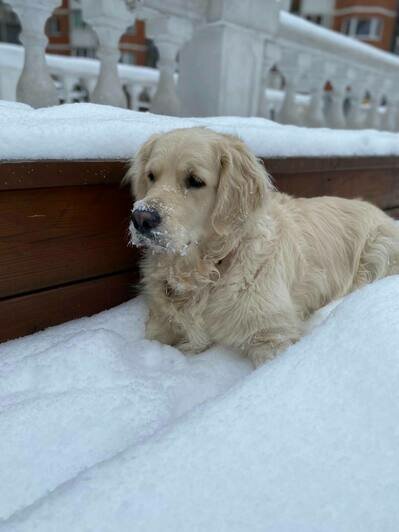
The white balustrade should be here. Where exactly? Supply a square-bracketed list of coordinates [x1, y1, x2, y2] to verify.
[380, 80, 394, 131]
[365, 77, 384, 130]
[144, 13, 192, 116]
[5, 0, 61, 108]
[0, 42, 159, 109]
[81, 0, 134, 108]
[126, 83, 143, 111]
[325, 65, 348, 129]
[391, 88, 399, 133]
[346, 69, 366, 130]
[1, 0, 399, 130]
[276, 11, 399, 131]
[278, 49, 310, 125]
[303, 58, 327, 128]
[60, 74, 80, 103]
[82, 76, 97, 100]
[258, 41, 281, 119]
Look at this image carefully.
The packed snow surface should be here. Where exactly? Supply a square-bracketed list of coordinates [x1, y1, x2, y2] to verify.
[1, 276, 399, 531]
[1, 100, 399, 161]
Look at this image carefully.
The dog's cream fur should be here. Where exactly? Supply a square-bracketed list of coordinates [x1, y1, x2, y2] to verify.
[126, 127, 399, 367]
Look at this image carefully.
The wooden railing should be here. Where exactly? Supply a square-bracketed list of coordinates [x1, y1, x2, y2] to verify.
[1, 155, 399, 343]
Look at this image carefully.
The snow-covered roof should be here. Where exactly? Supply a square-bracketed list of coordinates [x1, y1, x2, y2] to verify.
[1, 100, 399, 161]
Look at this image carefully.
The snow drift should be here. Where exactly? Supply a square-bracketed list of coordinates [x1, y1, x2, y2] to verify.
[1, 276, 399, 531]
[1, 100, 399, 161]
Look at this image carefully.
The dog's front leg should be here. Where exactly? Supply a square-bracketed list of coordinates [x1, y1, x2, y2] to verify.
[246, 319, 303, 368]
[175, 316, 212, 355]
[145, 308, 181, 346]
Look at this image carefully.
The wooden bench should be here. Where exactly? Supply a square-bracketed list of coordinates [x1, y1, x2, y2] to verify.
[1, 156, 398, 343]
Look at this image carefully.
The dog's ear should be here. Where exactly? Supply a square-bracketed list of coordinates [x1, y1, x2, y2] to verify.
[123, 134, 161, 198]
[211, 134, 274, 235]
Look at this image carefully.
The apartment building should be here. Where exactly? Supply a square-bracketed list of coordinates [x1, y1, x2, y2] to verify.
[291, 0, 399, 52]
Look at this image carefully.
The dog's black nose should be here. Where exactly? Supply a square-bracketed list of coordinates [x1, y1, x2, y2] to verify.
[131, 208, 161, 234]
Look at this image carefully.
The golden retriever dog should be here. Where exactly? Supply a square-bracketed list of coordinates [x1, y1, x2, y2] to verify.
[125, 127, 399, 367]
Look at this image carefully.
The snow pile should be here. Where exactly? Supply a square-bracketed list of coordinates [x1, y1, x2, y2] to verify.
[1, 100, 399, 161]
[1, 276, 399, 531]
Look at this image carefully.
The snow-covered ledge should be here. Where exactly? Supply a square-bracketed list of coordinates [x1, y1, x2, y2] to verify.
[1, 101, 399, 161]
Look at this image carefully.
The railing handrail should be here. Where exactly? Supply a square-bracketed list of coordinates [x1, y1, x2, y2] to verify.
[279, 12, 399, 72]
[0, 43, 159, 84]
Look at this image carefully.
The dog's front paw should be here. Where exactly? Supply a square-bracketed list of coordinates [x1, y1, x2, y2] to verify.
[176, 341, 209, 355]
[248, 340, 294, 368]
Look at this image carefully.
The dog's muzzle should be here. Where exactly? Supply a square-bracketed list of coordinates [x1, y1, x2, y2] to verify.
[131, 208, 161, 236]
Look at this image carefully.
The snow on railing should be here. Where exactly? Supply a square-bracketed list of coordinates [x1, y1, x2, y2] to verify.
[0, 43, 158, 111]
[1, 0, 398, 131]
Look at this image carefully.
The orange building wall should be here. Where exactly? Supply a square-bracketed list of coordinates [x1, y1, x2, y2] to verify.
[46, 0, 70, 55]
[120, 20, 148, 66]
[333, 0, 398, 51]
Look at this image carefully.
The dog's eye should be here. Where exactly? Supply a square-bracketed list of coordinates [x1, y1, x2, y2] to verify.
[186, 174, 205, 189]
[148, 172, 155, 182]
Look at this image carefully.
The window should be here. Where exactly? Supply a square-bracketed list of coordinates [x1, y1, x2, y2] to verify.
[356, 19, 371, 37]
[74, 47, 96, 58]
[120, 51, 135, 65]
[71, 9, 87, 29]
[341, 17, 383, 41]
[290, 0, 301, 14]
[46, 16, 61, 36]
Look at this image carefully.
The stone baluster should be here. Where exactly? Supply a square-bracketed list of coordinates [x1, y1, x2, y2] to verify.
[392, 85, 399, 132]
[303, 57, 327, 128]
[346, 69, 366, 130]
[81, 0, 135, 108]
[61, 74, 79, 103]
[278, 49, 310, 126]
[126, 82, 143, 110]
[379, 79, 394, 131]
[143, 13, 192, 116]
[148, 84, 157, 101]
[364, 76, 383, 130]
[258, 41, 281, 119]
[82, 76, 97, 100]
[6, 0, 61, 108]
[325, 65, 348, 129]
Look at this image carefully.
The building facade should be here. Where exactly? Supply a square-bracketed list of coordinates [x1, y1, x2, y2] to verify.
[291, 0, 399, 52]
[334, 0, 398, 51]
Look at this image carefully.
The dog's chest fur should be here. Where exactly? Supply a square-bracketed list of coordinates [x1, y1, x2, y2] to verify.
[142, 244, 268, 350]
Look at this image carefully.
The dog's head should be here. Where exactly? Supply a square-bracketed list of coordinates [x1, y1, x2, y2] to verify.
[125, 127, 273, 256]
